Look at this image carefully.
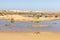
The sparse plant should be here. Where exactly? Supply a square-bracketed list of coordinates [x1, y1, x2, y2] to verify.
[36, 15, 40, 19]
[55, 15, 58, 17]
[34, 32, 40, 34]
[10, 17, 14, 23]
[34, 15, 40, 23]
[45, 16, 48, 18]
[0, 13, 3, 16]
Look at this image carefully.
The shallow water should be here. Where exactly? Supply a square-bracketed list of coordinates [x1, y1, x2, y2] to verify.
[0, 20, 60, 32]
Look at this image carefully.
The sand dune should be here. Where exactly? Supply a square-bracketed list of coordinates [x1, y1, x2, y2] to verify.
[0, 15, 60, 22]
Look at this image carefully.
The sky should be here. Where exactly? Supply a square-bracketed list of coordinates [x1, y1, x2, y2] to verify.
[0, 0, 60, 12]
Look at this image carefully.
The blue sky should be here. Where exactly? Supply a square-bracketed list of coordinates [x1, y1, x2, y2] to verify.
[0, 0, 60, 12]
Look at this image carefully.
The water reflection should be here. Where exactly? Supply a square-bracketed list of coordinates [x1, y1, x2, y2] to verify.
[4, 24, 14, 27]
[0, 20, 60, 32]
[28, 24, 48, 28]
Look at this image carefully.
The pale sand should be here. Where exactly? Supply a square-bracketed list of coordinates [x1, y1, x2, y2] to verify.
[0, 32, 60, 40]
[0, 15, 60, 22]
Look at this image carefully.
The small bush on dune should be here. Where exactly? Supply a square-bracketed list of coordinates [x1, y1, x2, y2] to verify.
[0, 13, 4, 16]
[11, 18, 14, 23]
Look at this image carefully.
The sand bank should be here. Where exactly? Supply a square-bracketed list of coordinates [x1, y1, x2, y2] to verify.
[0, 15, 60, 22]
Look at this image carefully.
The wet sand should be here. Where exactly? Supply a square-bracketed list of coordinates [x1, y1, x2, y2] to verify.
[0, 32, 60, 40]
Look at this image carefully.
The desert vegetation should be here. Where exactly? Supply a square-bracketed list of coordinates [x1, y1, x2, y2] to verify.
[0, 10, 60, 22]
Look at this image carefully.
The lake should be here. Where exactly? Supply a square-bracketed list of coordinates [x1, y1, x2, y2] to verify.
[0, 20, 60, 32]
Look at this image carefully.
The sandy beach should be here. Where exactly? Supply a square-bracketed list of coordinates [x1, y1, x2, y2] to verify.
[0, 32, 60, 40]
[0, 15, 60, 40]
[0, 15, 60, 22]
[0, 0, 60, 40]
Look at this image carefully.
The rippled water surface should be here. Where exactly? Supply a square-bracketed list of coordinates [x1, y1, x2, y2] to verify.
[0, 20, 60, 32]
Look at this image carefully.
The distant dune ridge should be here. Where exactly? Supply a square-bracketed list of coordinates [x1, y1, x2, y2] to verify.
[0, 10, 60, 15]
[0, 10, 60, 22]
